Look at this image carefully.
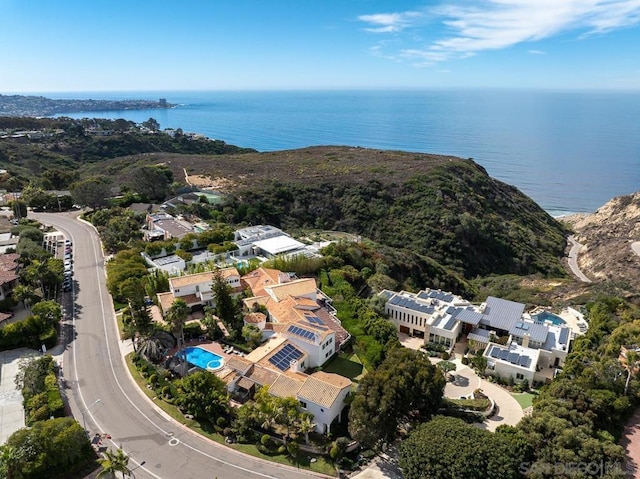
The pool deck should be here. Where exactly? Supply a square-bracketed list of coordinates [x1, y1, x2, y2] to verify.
[168, 340, 230, 361]
[528, 308, 587, 336]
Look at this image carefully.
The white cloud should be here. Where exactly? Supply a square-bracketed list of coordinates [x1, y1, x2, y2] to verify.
[358, 11, 423, 33]
[359, 1, 640, 64]
[528, 49, 546, 54]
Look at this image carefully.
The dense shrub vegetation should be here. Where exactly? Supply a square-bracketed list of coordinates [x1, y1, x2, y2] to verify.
[15, 355, 64, 425]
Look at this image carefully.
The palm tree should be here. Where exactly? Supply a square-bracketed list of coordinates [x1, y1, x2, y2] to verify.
[96, 447, 131, 479]
[624, 349, 640, 395]
[24, 259, 48, 299]
[297, 414, 316, 444]
[137, 336, 164, 363]
[166, 298, 189, 366]
[12, 284, 34, 312]
[137, 330, 176, 363]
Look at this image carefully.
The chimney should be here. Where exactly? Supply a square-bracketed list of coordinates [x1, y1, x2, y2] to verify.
[522, 333, 530, 348]
[290, 359, 304, 373]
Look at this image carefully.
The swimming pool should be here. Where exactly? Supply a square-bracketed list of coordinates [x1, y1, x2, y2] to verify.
[533, 311, 566, 326]
[182, 347, 225, 371]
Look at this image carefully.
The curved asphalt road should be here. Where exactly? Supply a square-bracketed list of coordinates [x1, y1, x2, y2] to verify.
[32, 212, 322, 479]
[567, 236, 592, 283]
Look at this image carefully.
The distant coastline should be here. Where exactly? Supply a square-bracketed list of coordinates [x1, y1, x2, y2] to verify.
[0, 93, 175, 117]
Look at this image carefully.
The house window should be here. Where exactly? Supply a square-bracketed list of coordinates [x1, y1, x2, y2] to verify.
[299, 401, 307, 409]
[516, 373, 524, 380]
[195, 285, 200, 292]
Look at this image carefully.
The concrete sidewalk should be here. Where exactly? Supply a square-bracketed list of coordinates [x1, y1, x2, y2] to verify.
[0, 348, 40, 444]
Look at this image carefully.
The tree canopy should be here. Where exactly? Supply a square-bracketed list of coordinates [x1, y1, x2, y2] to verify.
[0, 417, 93, 479]
[399, 417, 530, 479]
[70, 176, 112, 209]
[348, 348, 445, 448]
[176, 370, 229, 422]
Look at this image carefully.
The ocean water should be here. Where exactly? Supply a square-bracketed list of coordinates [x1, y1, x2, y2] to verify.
[46, 89, 640, 216]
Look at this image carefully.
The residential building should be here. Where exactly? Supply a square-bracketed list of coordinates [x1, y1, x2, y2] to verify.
[380, 288, 472, 348]
[222, 335, 351, 434]
[382, 289, 573, 384]
[242, 268, 350, 353]
[0, 253, 20, 301]
[233, 225, 307, 259]
[156, 267, 241, 313]
[146, 212, 193, 240]
[0, 233, 19, 255]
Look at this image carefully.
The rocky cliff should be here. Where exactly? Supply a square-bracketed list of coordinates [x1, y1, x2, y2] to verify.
[562, 191, 640, 290]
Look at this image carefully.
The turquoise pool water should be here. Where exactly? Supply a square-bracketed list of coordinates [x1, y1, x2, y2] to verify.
[533, 311, 566, 326]
[183, 347, 224, 370]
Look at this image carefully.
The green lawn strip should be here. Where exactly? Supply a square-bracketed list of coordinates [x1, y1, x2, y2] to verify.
[511, 392, 535, 410]
[124, 354, 335, 476]
[115, 311, 125, 340]
[323, 353, 366, 383]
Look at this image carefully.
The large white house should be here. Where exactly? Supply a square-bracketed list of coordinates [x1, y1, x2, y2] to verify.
[156, 267, 241, 312]
[382, 290, 574, 384]
[381, 289, 472, 348]
[233, 225, 307, 259]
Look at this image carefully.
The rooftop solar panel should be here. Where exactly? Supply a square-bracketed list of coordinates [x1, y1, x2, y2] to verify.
[306, 315, 323, 325]
[287, 325, 316, 340]
[490, 348, 500, 358]
[268, 344, 303, 371]
[559, 328, 570, 345]
[507, 352, 519, 364]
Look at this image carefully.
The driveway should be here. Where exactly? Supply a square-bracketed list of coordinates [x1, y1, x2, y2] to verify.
[436, 359, 524, 432]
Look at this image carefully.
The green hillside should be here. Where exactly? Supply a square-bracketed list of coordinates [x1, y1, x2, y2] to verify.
[0, 120, 567, 280]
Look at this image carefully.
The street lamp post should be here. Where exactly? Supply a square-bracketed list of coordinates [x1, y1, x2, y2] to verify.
[81, 398, 101, 433]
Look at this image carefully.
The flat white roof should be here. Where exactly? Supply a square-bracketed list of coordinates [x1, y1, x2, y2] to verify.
[253, 236, 305, 255]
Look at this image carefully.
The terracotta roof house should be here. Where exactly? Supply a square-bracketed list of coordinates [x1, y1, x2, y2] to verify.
[0, 253, 20, 301]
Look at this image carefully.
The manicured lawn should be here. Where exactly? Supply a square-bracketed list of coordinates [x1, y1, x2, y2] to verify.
[323, 351, 366, 382]
[512, 392, 535, 410]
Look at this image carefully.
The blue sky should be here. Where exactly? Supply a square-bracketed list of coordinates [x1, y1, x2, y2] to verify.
[2, 0, 640, 92]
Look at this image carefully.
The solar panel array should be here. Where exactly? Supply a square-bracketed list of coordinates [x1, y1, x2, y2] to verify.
[417, 290, 455, 303]
[288, 325, 317, 341]
[268, 344, 304, 371]
[488, 346, 531, 368]
[388, 295, 435, 314]
[304, 315, 328, 330]
[558, 327, 570, 345]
